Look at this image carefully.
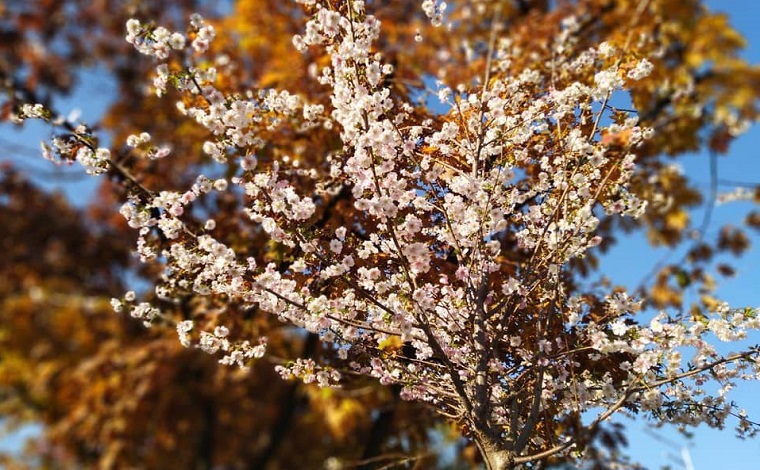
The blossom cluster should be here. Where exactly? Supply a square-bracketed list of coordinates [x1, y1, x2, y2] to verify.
[175, 320, 267, 369]
[18, 1, 760, 465]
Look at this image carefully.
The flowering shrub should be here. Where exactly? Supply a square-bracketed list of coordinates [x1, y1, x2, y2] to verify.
[12, 0, 760, 468]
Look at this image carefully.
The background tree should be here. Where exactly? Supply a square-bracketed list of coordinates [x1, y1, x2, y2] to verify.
[1, 2, 454, 469]
[3, 0, 760, 469]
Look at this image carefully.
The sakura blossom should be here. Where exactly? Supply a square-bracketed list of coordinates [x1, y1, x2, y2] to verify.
[15, 2, 760, 469]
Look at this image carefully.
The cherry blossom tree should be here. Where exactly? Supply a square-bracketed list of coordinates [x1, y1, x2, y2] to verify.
[8, 0, 760, 468]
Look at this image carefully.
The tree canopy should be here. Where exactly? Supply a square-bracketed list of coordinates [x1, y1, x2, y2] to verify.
[2, 0, 760, 469]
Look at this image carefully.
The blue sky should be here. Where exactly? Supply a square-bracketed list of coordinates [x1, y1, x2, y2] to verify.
[602, 1, 760, 468]
[1, 1, 760, 468]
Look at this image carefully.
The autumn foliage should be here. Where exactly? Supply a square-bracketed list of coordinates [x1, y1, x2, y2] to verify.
[2, 0, 760, 469]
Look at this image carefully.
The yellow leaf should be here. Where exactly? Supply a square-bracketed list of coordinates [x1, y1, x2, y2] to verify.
[378, 336, 402, 352]
[701, 294, 721, 313]
[665, 209, 689, 231]
[651, 284, 682, 308]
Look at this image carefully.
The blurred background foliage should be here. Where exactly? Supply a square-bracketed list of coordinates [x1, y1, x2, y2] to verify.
[1, 0, 759, 468]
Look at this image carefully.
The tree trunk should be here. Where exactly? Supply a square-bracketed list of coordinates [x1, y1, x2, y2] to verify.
[475, 434, 515, 470]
